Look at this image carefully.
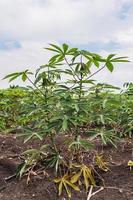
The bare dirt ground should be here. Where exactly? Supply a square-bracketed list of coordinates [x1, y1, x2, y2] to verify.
[0, 134, 133, 200]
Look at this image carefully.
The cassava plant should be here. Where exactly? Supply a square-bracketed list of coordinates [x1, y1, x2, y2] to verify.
[4, 43, 130, 197]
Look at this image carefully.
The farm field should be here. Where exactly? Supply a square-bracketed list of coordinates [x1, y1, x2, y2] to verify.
[0, 135, 133, 200]
[0, 44, 133, 200]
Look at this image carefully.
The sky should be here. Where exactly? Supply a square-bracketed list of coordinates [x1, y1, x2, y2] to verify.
[0, 0, 133, 88]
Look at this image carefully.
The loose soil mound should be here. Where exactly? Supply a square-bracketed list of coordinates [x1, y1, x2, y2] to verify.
[0, 134, 133, 200]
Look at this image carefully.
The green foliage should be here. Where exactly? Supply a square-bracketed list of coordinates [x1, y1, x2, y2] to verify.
[1, 43, 132, 198]
[3, 70, 33, 82]
[69, 135, 93, 151]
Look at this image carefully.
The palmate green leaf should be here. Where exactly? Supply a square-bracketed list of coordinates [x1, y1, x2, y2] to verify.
[22, 149, 36, 155]
[49, 44, 63, 53]
[9, 74, 22, 82]
[67, 79, 95, 85]
[57, 85, 70, 90]
[3, 70, 33, 82]
[93, 59, 100, 68]
[71, 51, 81, 63]
[62, 43, 69, 53]
[100, 83, 120, 90]
[45, 43, 63, 53]
[56, 55, 64, 63]
[105, 137, 117, 148]
[91, 53, 106, 64]
[82, 51, 106, 62]
[110, 56, 129, 62]
[67, 48, 78, 55]
[79, 139, 94, 150]
[44, 152, 65, 174]
[66, 80, 77, 84]
[107, 54, 116, 61]
[85, 60, 92, 71]
[45, 47, 60, 53]
[3, 72, 21, 79]
[49, 54, 61, 63]
[106, 62, 114, 72]
[4, 72, 23, 82]
[79, 79, 95, 84]
[22, 73, 27, 81]
[33, 133, 43, 141]
[20, 132, 43, 143]
[34, 73, 43, 85]
[23, 134, 34, 143]
[35, 64, 56, 78]
[69, 136, 94, 150]
[81, 50, 92, 59]
[22, 148, 40, 156]
[75, 63, 81, 73]
[94, 129, 120, 148]
[62, 69, 74, 76]
[22, 147, 47, 163]
[35, 65, 45, 77]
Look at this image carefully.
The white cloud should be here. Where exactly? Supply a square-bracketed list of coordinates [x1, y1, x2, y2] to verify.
[0, 0, 130, 42]
[0, 0, 133, 88]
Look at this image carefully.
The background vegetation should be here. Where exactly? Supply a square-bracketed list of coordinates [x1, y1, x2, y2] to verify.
[0, 44, 132, 198]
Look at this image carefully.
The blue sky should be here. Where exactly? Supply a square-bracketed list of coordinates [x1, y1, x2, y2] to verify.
[0, 0, 133, 88]
[118, 1, 133, 19]
[0, 40, 21, 51]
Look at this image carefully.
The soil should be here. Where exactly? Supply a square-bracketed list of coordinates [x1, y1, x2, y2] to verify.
[0, 134, 133, 200]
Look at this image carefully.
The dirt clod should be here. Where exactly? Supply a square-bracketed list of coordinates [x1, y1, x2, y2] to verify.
[0, 134, 133, 200]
